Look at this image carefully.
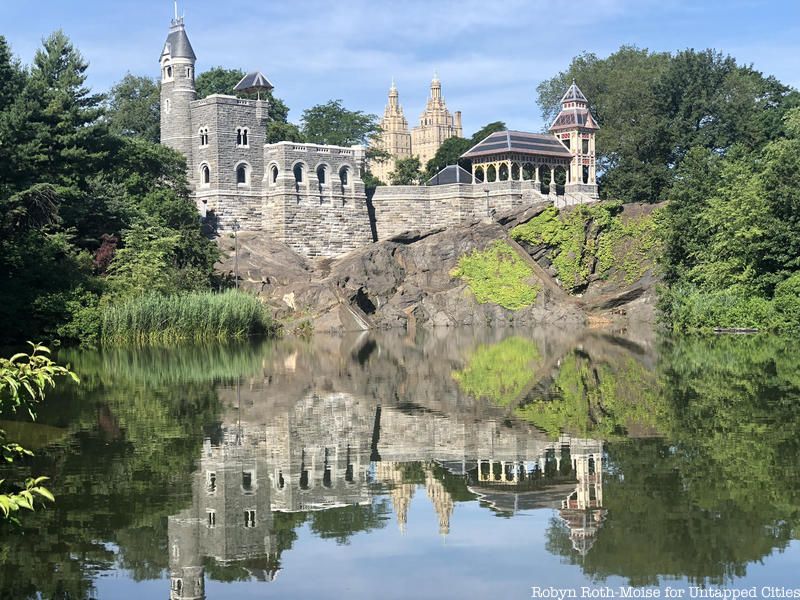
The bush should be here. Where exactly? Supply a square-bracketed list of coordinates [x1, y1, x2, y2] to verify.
[450, 241, 539, 310]
[663, 286, 778, 332]
[100, 289, 277, 345]
[773, 273, 800, 329]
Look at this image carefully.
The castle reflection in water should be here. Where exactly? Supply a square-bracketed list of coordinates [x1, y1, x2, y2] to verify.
[168, 343, 607, 600]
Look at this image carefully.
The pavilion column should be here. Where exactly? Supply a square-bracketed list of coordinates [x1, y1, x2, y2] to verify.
[549, 166, 556, 196]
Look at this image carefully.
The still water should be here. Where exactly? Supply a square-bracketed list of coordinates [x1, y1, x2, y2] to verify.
[1, 327, 799, 599]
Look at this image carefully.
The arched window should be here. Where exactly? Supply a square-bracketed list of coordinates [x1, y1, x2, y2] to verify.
[293, 163, 304, 184]
[236, 164, 249, 185]
[201, 164, 210, 186]
[199, 127, 209, 147]
[474, 166, 484, 183]
[316, 164, 327, 185]
[270, 165, 279, 184]
[486, 165, 496, 182]
[339, 166, 350, 187]
[499, 163, 509, 181]
[166, 65, 173, 79]
[164, 98, 172, 114]
[236, 128, 243, 146]
[242, 128, 248, 146]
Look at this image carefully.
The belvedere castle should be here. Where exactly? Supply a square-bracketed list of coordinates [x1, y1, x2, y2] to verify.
[159, 12, 599, 258]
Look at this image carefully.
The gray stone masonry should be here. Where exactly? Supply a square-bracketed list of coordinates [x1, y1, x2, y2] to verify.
[371, 180, 597, 240]
[191, 95, 267, 231]
[263, 142, 373, 258]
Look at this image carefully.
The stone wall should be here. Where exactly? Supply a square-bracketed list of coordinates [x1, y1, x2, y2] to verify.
[263, 142, 373, 257]
[190, 95, 267, 231]
[371, 180, 544, 240]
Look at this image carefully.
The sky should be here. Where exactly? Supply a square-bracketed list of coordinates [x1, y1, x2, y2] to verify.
[1, 0, 798, 135]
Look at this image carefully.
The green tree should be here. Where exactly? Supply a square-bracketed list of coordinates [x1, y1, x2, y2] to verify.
[388, 156, 423, 185]
[105, 73, 160, 143]
[424, 137, 471, 178]
[196, 66, 300, 142]
[300, 99, 380, 147]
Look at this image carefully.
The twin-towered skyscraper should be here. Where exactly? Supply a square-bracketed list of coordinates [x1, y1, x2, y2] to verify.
[371, 75, 463, 183]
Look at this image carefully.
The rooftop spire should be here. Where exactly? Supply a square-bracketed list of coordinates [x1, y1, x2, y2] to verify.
[174, 0, 178, 20]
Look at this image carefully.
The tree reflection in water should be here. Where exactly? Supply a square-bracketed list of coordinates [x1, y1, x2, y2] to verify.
[0, 330, 799, 598]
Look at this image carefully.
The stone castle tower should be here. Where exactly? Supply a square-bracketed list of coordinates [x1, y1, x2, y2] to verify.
[372, 81, 412, 184]
[160, 10, 197, 161]
[549, 81, 599, 197]
[411, 73, 463, 169]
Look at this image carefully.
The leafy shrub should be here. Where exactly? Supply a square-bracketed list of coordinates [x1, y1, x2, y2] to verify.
[450, 241, 539, 310]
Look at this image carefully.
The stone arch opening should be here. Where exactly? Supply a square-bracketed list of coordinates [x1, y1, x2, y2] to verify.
[316, 164, 327, 185]
[293, 163, 305, 184]
[339, 165, 351, 189]
[236, 163, 250, 186]
[270, 164, 279, 185]
[200, 164, 210, 186]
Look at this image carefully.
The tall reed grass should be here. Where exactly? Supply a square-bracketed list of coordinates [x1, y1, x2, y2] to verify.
[100, 290, 277, 345]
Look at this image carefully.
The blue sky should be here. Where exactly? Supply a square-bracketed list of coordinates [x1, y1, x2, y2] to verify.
[1, 0, 798, 134]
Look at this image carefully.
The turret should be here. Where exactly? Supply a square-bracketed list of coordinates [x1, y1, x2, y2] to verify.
[160, 3, 197, 161]
[549, 80, 599, 197]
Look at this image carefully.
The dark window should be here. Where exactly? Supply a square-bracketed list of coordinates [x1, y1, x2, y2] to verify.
[582, 139, 590, 154]
[271, 165, 279, 184]
[166, 65, 172, 78]
[317, 165, 326, 184]
[339, 167, 349, 186]
[244, 509, 256, 528]
[236, 128, 243, 146]
[237, 165, 247, 185]
[293, 164, 304, 183]
[207, 471, 216, 493]
[242, 472, 252, 492]
[202, 165, 210, 185]
[242, 129, 248, 146]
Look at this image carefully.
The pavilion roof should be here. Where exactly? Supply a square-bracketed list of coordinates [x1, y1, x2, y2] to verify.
[234, 71, 275, 93]
[461, 130, 572, 160]
[426, 164, 473, 185]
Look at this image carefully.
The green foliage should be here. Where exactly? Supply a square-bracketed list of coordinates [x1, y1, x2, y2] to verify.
[511, 203, 659, 292]
[424, 136, 471, 178]
[514, 352, 667, 439]
[300, 99, 379, 147]
[452, 337, 540, 406]
[389, 156, 423, 185]
[537, 46, 797, 202]
[450, 241, 540, 310]
[0, 33, 226, 345]
[99, 289, 276, 345]
[659, 107, 800, 331]
[0, 344, 78, 521]
[423, 122, 507, 179]
[105, 73, 160, 143]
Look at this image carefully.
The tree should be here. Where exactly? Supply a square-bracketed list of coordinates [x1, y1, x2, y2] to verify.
[196, 66, 290, 121]
[389, 156, 423, 185]
[424, 137, 471, 178]
[537, 46, 798, 203]
[105, 73, 160, 143]
[300, 99, 380, 147]
[424, 122, 507, 178]
[469, 121, 507, 145]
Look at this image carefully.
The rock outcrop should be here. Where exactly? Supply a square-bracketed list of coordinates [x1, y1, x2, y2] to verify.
[216, 202, 660, 333]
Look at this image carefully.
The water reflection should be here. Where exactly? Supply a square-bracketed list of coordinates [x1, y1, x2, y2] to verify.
[1, 328, 799, 599]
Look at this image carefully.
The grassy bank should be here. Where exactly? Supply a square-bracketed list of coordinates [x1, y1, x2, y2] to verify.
[100, 289, 277, 345]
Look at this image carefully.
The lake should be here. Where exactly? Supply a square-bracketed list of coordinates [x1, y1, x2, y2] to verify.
[1, 327, 799, 599]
